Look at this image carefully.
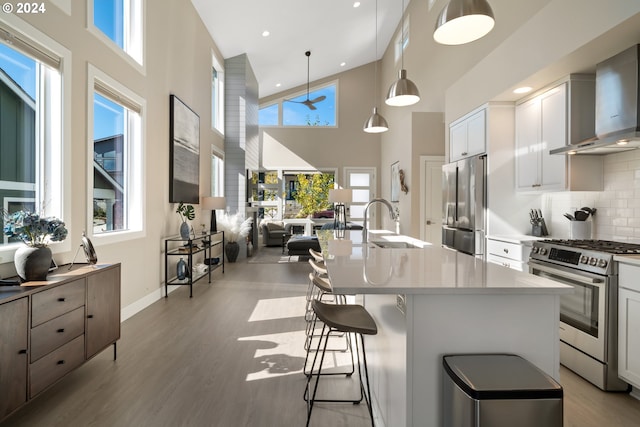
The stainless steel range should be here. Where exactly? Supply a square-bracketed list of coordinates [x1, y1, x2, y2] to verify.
[529, 239, 638, 391]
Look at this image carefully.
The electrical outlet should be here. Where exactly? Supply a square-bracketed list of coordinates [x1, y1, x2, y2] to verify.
[396, 294, 406, 315]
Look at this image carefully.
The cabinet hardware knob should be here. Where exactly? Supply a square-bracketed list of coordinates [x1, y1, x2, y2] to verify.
[461, 152, 468, 156]
[57, 297, 66, 302]
[87, 314, 94, 319]
[503, 248, 509, 253]
[57, 328, 65, 333]
[57, 360, 65, 365]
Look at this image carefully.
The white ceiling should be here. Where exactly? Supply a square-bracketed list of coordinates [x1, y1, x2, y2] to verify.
[190, 0, 411, 99]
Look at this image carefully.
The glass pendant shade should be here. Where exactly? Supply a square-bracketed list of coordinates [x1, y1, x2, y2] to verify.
[433, 0, 495, 45]
[363, 107, 389, 133]
[385, 69, 421, 107]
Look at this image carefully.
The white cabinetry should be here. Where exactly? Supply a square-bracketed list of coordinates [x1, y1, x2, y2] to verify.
[515, 75, 603, 192]
[618, 262, 640, 396]
[449, 107, 485, 161]
[486, 235, 539, 272]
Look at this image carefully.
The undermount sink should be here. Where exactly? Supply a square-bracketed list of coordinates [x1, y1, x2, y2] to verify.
[370, 240, 422, 249]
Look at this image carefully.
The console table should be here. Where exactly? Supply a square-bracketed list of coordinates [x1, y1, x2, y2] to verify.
[0, 263, 121, 422]
[164, 231, 224, 297]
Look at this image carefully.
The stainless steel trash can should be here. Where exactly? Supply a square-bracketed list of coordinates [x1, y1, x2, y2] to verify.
[443, 354, 563, 427]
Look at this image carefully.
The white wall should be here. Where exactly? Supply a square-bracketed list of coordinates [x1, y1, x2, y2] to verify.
[0, 0, 225, 312]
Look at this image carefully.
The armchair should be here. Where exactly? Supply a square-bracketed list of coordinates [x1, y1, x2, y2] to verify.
[261, 221, 288, 246]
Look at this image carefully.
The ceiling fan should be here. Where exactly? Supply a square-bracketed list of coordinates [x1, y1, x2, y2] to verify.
[285, 51, 326, 110]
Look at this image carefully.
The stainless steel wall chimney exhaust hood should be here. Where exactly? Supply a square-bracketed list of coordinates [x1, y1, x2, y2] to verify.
[551, 44, 640, 155]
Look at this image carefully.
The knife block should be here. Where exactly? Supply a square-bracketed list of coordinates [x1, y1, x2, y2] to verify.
[570, 221, 592, 240]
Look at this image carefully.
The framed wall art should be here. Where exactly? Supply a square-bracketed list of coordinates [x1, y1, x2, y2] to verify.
[391, 161, 400, 202]
[169, 94, 200, 204]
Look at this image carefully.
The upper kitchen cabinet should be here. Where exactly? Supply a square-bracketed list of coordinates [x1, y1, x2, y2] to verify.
[449, 107, 486, 162]
[515, 75, 603, 192]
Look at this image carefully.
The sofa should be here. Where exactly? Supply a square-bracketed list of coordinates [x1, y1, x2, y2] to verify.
[261, 221, 288, 246]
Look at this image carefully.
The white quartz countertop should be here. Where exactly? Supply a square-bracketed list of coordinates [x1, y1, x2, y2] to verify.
[322, 230, 572, 295]
[613, 254, 640, 266]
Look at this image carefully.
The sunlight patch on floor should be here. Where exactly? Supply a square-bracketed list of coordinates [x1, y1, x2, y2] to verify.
[239, 330, 354, 382]
[248, 295, 307, 321]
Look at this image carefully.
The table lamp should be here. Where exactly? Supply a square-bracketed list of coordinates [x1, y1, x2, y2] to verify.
[328, 189, 352, 236]
[201, 196, 226, 232]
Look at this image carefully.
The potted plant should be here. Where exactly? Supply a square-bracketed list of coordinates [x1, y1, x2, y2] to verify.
[216, 212, 253, 262]
[176, 202, 195, 239]
[2, 210, 68, 281]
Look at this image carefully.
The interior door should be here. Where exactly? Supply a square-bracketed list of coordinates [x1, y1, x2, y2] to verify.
[344, 167, 376, 228]
[420, 156, 444, 243]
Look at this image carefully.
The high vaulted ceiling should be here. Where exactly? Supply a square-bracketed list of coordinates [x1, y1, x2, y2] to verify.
[190, 0, 413, 99]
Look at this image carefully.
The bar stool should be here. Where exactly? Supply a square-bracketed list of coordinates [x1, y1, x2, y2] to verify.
[304, 300, 377, 427]
[308, 248, 324, 264]
[303, 275, 353, 376]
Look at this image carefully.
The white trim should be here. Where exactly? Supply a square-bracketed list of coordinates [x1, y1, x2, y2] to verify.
[211, 49, 225, 135]
[0, 181, 36, 191]
[50, 0, 71, 15]
[121, 285, 178, 321]
[87, 63, 146, 246]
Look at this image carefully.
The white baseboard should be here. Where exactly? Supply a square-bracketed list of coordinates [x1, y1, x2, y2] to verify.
[121, 285, 178, 322]
[630, 386, 640, 401]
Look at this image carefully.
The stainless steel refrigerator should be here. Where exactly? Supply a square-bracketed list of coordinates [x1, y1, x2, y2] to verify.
[441, 154, 487, 256]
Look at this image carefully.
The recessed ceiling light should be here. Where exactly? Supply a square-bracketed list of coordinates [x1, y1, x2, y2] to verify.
[513, 86, 532, 94]
[262, 30, 270, 37]
[617, 139, 629, 145]
[340, 62, 346, 67]
[276, 83, 281, 87]
[353, 2, 361, 7]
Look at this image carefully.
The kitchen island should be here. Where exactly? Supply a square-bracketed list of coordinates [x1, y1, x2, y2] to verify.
[321, 230, 571, 427]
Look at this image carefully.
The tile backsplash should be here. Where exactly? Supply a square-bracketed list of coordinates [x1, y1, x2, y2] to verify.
[544, 149, 640, 242]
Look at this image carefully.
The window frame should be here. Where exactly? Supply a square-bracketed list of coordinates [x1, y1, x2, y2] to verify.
[87, 0, 145, 73]
[210, 148, 224, 197]
[87, 64, 146, 245]
[0, 15, 72, 259]
[211, 50, 224, 135]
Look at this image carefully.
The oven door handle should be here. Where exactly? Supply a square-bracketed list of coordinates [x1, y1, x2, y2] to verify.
[529, 262, 604, 284]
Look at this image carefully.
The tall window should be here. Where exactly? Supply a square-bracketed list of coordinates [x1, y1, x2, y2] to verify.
[211, 151, 224, 197]
[0, 24, 66, 249]
[89, 65, 144, 240]
[211, 53, 224, 134]
[91, 0, 143, 66]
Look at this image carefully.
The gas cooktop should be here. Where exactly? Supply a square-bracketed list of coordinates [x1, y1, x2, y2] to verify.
[540, 239, 640, 255]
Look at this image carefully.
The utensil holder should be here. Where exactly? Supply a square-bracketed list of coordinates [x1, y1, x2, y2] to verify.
[570, 221, 592, 240]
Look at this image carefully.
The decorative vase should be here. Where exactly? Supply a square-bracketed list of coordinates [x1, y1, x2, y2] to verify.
[177, 257, 188, 280]
[14, 246, 52, 282]
[225, 241, 240, 263]
[180, 221, 190, 239]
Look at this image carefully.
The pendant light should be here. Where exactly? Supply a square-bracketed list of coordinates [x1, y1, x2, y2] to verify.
[364, 0, 389, 133]
[385, 0, 420, 107]
[433, 0, 495, 46]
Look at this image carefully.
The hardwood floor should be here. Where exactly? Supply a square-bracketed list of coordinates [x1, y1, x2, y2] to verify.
[3, 253, 640, 426]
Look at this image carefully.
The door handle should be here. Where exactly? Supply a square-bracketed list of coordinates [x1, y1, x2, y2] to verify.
[426, 220, 432, 225]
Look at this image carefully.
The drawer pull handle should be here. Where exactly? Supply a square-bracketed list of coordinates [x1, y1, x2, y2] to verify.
[57, 328, 65, 333]
[87, 314, 94, 319]
[57, 297, 66, 302]
[57, 360, 65, 365]
[18, 349, 27, 355]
